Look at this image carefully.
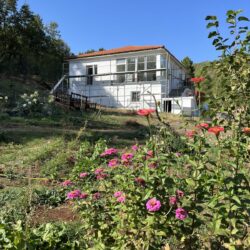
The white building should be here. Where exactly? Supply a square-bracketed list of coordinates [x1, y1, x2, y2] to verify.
[52, 45, 197, 115]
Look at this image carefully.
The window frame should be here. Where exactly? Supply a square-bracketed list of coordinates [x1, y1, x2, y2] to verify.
[131, 91, 140, 102]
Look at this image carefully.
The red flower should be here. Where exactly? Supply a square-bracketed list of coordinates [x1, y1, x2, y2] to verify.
[196, 123, 209, 129]
[185, 130, 197, 138]
[191, 77, 205, 84]
[208, 126, 224, 137]
[242, 127, 250, 135]
[137, 109, 155, 116]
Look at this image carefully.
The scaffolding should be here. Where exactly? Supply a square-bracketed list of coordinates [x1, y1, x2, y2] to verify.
[52, 56, 191, 112]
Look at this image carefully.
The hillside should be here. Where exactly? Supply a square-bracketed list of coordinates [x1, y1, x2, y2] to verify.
[0, 76, 52, 105]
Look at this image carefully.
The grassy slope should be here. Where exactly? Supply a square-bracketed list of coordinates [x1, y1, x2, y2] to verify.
[0, 78, 196, 226]
[0, 78, 48, 96]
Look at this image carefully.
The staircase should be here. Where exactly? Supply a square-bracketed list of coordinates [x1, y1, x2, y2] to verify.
[51, 76, 97, 110]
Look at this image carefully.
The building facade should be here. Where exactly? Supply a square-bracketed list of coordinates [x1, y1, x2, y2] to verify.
[52, 45, 197, 114]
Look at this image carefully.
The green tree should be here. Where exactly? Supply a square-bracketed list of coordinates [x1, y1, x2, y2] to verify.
[181, 56, 195, 77]
[0, 0, 70, 83]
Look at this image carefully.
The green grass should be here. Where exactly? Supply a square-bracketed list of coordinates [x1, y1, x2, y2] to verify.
[0, 109, 151, 179]
[0, 105, 197, 229]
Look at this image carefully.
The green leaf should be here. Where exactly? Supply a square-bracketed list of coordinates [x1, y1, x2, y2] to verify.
[226, 10, 235, 16]
[186, 178, 195, 187]
[238, 16, 249, 22]
[232, 195, 241, 205]
[205, 15, 217, 21]
[208, 31, 218, 38]
[207, 22, 219, 28]
[143, 190, 152, 201]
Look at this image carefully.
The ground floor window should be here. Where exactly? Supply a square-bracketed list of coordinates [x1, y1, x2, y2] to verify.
[131, 91, 140, 102]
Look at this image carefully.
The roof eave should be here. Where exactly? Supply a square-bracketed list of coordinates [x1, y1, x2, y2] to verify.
[66, 46, 165, 61]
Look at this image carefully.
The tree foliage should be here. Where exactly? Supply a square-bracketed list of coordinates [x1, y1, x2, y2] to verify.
[181, 56, 195, 77]
[0, 0, 70, 82]
[205, 9, 250, 123]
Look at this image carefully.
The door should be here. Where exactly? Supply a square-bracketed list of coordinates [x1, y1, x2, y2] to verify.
[86, 66, 93, 85]
[164, 100, 172, 113]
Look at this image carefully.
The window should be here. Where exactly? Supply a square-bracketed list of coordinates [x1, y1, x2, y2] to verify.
[127, 58, 136, 71]
[147, 55, 156, 69]
[117, 74, 125, 83]
[94, 65, 98, 74]
[160, 70, 167, 79]
[138, 72, 146, 82]
[138, 56, 145, 71]
[116, 59, 126, 72]
[126, 73, 135, 82]
[147, 71, 156, 81]
[160, 55, 166, 68]
[131, 91, 140, 102]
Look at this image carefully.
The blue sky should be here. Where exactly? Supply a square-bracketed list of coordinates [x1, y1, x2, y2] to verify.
[18, 0, 250, 63]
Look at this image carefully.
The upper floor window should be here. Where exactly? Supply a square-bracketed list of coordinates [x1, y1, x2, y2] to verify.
[138, 56, 145, 70]
[116, 59, 126, 72]
[137, 55, 156, 71]
[147, 55, 156, 69]
[127, 58, 136, 71]
[160, 55, 167, 68]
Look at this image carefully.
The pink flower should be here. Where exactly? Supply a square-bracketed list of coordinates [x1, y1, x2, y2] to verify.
[79, 192, 88, 199]
[175, 152, 182, 157]
[117, 195, 126, 203]
[131, 144, 139, 151]
[169, 196, 177, 205]
[93, 192, 101, 200]
[67, 189, 81, 199]
[121, 153, 134, 162]
[108, 158, 119, 167]
[196, 123, 209, 130]
[135, 177, 146, 186]
[146, 150, 154, 159]
[79, 172, 88, 178]
[146, 198, 161, 212]
[96, 173, 108, 180]
[137, 109, 155, 116]
[176, 190, 184, 198]
[100, 148, 118, 157]
[148, 162, 157, 169]
[186, 130, 197, 138]
[114, 191, 123, 198]
[175, 207, 188, 220]
[61, 180, 73, 187]
[94, 168, 104, 175]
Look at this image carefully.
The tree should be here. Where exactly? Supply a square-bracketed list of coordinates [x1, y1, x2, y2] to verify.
[0, 0, 70, 83]
[181, 56, 195, 77]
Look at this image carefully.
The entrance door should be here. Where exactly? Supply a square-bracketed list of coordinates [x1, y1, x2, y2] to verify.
[86, 66, 93, 85]
[164, 100, 172, 113]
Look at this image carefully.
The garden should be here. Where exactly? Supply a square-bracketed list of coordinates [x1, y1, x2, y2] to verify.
[0, 9, 249, 250]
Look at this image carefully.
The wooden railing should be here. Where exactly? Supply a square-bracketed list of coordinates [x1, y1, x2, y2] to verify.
[54, 91, 94, 110]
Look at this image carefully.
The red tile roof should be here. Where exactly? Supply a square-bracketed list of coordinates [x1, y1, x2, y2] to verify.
[69, 45, 165, 59]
